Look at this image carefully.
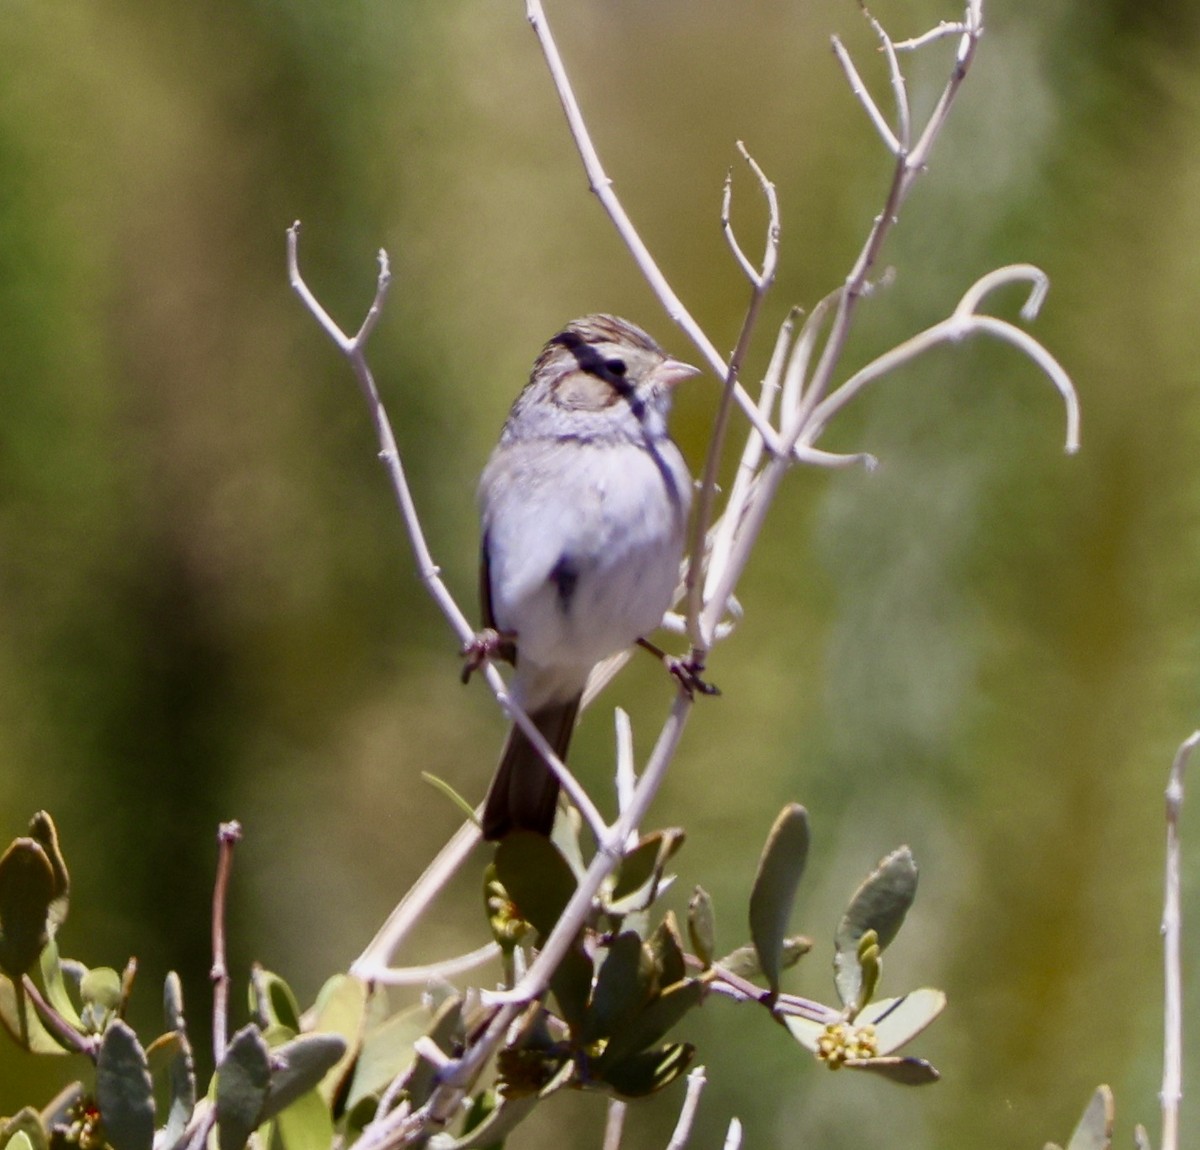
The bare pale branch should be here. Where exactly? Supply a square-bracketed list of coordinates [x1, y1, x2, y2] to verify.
[665, 1067, 708, 1150]
[524, 0, 785, 456]
[602, 1099, 627, 1150]
[803, 269, 1081, 455]
[363, 943, 500, 987]
[1162, 730, 1200, 1150]
[831, 35, 902, 156]
[686, 141, 781, 646]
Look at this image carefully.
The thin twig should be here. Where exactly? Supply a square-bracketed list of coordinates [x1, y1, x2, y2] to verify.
[804, 267, 1080, 453]
[686, 143, 780, 650]
[1162, 730, 1199, 1150]
[723, 1118, 744, 1150]
[524, 0, 785, 457]
[363, 943, 500, 987]
[210, 820, 242, 1064]
[408, 691, 696, 1138]
[19, 977, 97, 1057]
[665, 1067, 707, 1150]
[352, 819, 481, 977]
[602, 1098, 627, 1150]
[289, 223, 610, 857]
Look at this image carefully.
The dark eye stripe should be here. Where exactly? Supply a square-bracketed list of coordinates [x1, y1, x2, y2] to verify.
[606, 358, 627, 377]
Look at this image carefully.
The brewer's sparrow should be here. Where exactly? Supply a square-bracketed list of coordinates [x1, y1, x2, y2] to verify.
[473, 314, 697, 839]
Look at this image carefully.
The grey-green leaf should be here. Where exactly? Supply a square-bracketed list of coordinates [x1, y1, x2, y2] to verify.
[748, 805, 810, 996]
[859, 989, 946, 1054]
[1064, 1085, 1114, 1150]
[844, 1055, 940, 1085]
[596, 979, 704, 1070]
[583, 933, 656, 1045]
[494, 832, 578, 940]
[27, 814, 68, 936]
[834, 846, 918, 1009]
[159, 974, 196, 1150]
[216, 1025, 271, 1150]
[0, 838, 56, 979]
[687, 887, 716, 969]
[599, 1043, 695, 1098]
[96, 1020, 155, 1150]
[260, 1034, 347, 1123]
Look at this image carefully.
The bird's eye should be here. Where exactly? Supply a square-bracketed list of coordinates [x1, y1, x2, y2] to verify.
[605, 358, 627, 377]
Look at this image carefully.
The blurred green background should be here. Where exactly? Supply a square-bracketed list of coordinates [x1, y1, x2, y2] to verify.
[3, 0, 1200, 1145]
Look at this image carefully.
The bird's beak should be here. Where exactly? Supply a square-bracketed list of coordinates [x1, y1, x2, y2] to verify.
[654, 357, 702, 389]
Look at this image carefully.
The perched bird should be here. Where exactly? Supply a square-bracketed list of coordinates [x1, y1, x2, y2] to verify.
[474, 314, 697, 839]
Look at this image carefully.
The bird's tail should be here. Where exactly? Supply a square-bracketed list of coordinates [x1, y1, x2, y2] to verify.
[482, 695, 581, 840]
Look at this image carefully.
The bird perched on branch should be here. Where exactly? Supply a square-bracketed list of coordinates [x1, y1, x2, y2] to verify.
[468, 314, 697, 839]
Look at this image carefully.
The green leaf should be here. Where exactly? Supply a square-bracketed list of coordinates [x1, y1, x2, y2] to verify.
[1064, 1086, 1114, 1150]
[260, 1034, 347, 1123]
[493, 833, 578, 940]
[549, 942, 594, 1036]
[2, 1108, 48, 1150]
[344, 1004, 427, 1112]
[3, 1133, 34, 1150]
[0, 839, 56, 979]
[687, 887, 716, 969]
[583, 933, 656, 1045]
[648, 913, 686, 988]
[27, 814, 69, 936]
[834, 846, 918, 1010]
[405, 996, 463, 1110]
[440, 1093, 539, 1150]
[0, 975, 69, 1053]
[717, 937, 811, 982]
[81, 967, 123, 1013]
[39, 939, 82, 1030]
[599, 1043, 695, 1098]
[748, 804, 810, 996]
[596, 979, 704, 1070]
[216, 1025, 271, 1150]
[159, 973, 196, 1150]
[420, 772, 480, 825]
[308, 974, 368, 1106]
[607, 830, 685, 914]
[96, 1020, 155, 1150]
[844, 1055, 940, 1085]
[859, 989, 946, 1055]
[274, 1089, 333, 1150]
[251, 968, 302, 1035]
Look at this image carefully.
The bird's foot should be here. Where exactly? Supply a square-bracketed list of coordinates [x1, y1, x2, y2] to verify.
[637, 638, 721, 698]
[460, 628, 517, 684]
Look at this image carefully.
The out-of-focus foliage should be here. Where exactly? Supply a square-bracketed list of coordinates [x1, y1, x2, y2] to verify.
[2, 0, 1200, 1147]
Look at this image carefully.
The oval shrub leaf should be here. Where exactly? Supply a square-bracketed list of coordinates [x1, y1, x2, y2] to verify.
[748, 805, 810, 996]
[0, 839, 55, 979]
[687, 887, 715, 970]
[844, 1055, 940, 1085]
[1065, 1085, 1114, 1150]
[216, 1025, 271, 1150]
[859, 989, 946, 1055]
[834, 846, 918, 1009]
[96, 1021, 155, 1150]
[494, 833, 578, 940]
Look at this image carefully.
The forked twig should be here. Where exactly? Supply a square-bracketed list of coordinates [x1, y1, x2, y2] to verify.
[523, 0, 785, 458]
[288, 224, 611, 973]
